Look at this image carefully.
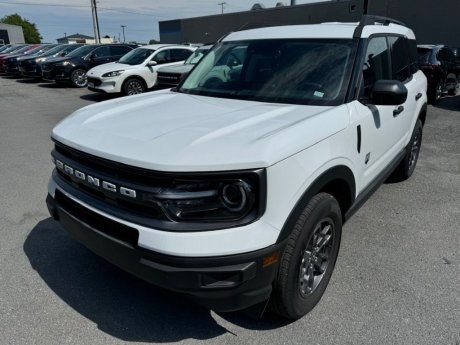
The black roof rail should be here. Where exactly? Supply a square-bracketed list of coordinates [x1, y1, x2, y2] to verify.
[353, 15, 406, 38]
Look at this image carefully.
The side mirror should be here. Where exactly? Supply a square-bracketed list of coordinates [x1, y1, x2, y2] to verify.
[147, 60, 157, 66]
[60, 52, 67, 57]
[87, 53, 95, 61]
[370, 80, 408, 105]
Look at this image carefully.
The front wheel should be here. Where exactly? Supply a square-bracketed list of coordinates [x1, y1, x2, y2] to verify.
[122, 78, 146, 96]
[270, 193, 342, 319]
[70, 69, 88, 88]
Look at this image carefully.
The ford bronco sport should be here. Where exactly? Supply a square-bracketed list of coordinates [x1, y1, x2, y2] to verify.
[46, 16, 427, 319]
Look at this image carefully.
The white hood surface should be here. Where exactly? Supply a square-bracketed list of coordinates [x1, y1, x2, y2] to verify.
[52, 90, 350, 171]
[87, 62, 142, 76]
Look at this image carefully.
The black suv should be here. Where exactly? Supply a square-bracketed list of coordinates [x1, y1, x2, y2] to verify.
[417, 45, 459, 102]
[19, 44, 84, 79]
[5, 44, 57, 76]
[42, 44, 136, 87]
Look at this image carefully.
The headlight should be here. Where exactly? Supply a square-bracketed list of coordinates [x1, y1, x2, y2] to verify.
[35, 57, 44, 63]
[102, 70, 124, 77]
[141, 171, 266, 227]
[62, 61, 73, 66]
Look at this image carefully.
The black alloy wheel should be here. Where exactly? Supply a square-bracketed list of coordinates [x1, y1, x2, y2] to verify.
[271, 193, 342, 319]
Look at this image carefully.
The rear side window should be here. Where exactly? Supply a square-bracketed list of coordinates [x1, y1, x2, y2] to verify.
[362, 37, 391, 96]
[417, 48, 433, 63]
[111, 45, 132, 56]
[388, 36, 411, 82]
[170, 49, 193, 62]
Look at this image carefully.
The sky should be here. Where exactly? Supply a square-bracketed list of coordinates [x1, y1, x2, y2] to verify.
[0, 0, 329, 43]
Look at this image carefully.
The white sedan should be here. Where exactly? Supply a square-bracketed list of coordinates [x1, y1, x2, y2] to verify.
[86, 44, 196, 96]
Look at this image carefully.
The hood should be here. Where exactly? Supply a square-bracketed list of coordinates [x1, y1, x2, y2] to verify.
[45, 56, 80, 65]
[87, 62, 139, 77]
[52, 90, 349, 172]
[157, 64, 193, 74]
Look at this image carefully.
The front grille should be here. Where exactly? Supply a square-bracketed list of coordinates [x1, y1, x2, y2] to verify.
[42, 64, 54, 72]
[53, 144, 168, 223]
[55, 190, 139, 247]
[87, 77, 102, 87]
[52, 141, 265, 232]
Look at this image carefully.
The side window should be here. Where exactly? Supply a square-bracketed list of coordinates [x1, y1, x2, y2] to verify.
[443, 48, 455, 63]
[92, 46, 110, 58]
[408, 39, 419, 73]
[362, 37, 391, 96]
[111, 45, 132, 56]
[388, 36, 411, 82]
[170, 49, 192, 62]
[152, 50, 169, 64]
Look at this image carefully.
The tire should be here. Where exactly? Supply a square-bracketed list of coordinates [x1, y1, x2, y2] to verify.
[70, 69, 88, 88]
[270, 193, 342, 319]
[390, 119, 423, 182]
[122, 78, 146, 96]
[447, 77, 458, 95]
[428, 80, 443, 103]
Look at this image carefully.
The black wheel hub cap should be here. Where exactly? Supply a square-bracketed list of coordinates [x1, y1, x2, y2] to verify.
[299, 218, 334, 296]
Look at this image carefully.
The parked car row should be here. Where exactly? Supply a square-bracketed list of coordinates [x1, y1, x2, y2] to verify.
[0, 42, 212, 97]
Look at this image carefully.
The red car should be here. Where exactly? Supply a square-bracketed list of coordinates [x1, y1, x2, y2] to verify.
[0, 44, 40, 72]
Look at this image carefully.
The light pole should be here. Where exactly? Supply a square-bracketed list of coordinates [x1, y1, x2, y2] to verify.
[218, 2, 226, 14]
[90, 0, 101, 43]
[121, 25, 126, 43]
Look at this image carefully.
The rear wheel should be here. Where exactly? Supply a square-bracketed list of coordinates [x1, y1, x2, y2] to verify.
[391, 119, 423, 182]
[447, 77, 458, 95]
[122, 78, 146, 96]
[270, 193, 342, 319]
[428, 80, 443, 103]
[70, 69, 88, 88]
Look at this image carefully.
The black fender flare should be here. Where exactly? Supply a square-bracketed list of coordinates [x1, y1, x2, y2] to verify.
[275, 165, 356, 244]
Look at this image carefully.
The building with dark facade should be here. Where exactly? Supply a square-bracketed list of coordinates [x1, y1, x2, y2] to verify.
[159, 0, 459, 46]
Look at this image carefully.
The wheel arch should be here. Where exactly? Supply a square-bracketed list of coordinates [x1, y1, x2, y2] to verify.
[276, 165, 356, 244]
[418, 103, 428, 126]
[122, 75, 148, 91]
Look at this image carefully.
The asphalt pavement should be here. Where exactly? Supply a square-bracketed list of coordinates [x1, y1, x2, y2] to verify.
[0, 76, 459, 345]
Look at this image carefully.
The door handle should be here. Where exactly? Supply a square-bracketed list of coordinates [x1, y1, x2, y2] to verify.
[393, 106, 404, 117]
[415, 93, 422, 100]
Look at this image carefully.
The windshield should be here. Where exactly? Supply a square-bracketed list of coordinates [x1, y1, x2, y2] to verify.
[0, 45, 11, 53]
[25, 46, 46, 55]
[417, 48, 433, 63]
[118, 47, 155, 65]
[185, 47, 210, 65]
[1, 45, 24, 53]
[41, 45, 66, 56]
[9, 45, 31, 54]
[179, 39, 355, 106]
[66, 45, 96, 58]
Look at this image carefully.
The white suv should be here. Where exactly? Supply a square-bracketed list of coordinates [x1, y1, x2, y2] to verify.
[86, 44, 196, 96]
[47, 16, 427, 319]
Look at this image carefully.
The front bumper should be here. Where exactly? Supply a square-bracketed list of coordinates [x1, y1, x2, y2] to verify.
[42, 65, 70, 81]
[46, 190, 282, 312]
[87, 76, 120, 93]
